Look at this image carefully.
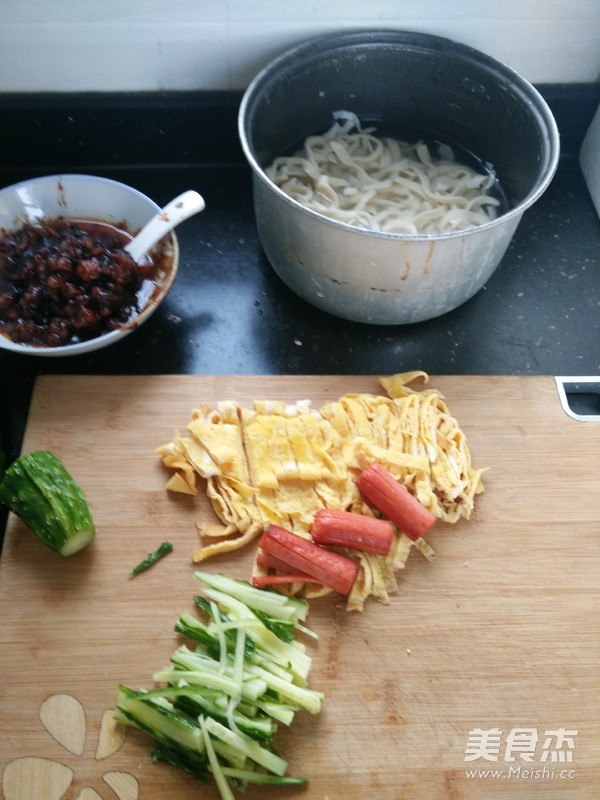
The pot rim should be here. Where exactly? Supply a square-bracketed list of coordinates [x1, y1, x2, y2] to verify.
[238, 28, 561, 242]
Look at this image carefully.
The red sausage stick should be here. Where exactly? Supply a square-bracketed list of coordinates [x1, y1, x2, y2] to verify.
[356, 463, 436, 541]
[311, 508, 394, 555]
[258, 524, 359, 596]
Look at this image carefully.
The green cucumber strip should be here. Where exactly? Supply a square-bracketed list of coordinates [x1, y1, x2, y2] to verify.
[228, 698, 258, 718]
[184, 606, 258, 661]
[154, 668, 243, 699]
[250, 608, 296, 643]
[245, 664, 324, 715]
[211, 739, 248, 769]
[218, 767, 307, 786]
[151, 740, 209, 784]
[158, 661, 268, 704]
[202, 716, 287, 776]
[175, 613, 221, 659]
[198, 592, 298, 645]
[253, 699, 297, 726]
[260, 658, 297, 684]
[199, 716, 237, 800]
[232, 627, 246, 689]
[198, 586, 312, 682]
[124, 684, 221, 703]
[186, 694, 274, 744]
[116, 688, 205, 755]
[195, 571, 308, 623]
[130, 541, 173, 577]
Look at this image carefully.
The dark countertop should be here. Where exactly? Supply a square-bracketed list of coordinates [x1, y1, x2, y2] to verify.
[1, 85, 600, 488]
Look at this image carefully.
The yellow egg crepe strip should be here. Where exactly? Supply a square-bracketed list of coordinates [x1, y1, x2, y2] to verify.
[157, 373, 484, 609]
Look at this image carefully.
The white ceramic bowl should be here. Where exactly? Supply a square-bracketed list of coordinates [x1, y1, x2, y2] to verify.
[0, 173, 179, 356]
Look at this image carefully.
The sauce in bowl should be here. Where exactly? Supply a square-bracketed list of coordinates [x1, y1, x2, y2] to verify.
[0, 218, 156, 347]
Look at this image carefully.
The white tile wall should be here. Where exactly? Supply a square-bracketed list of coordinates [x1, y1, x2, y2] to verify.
[1, 0, 599, 93]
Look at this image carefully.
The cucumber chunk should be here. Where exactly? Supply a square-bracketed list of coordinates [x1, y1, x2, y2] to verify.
[0, 450, 95, 556]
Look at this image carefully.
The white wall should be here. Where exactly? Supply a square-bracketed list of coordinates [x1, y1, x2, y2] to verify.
[1, 0, 599, 93]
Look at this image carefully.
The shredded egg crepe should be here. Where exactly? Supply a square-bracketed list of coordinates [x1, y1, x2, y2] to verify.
[157, 372, 484, 610]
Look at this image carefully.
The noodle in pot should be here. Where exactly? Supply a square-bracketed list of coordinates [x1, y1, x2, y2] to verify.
[265, 111, 501, 235]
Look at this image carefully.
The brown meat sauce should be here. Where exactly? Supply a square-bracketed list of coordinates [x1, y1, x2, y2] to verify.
[0, 218, 156, 347]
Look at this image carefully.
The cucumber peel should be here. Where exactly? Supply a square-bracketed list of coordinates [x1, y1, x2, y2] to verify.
[0, 450, 95, 556]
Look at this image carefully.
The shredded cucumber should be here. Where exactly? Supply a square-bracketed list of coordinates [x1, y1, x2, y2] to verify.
[0, 450, 95, 556]
[194, 570, 308, 623]
[116, 572, 323, 799]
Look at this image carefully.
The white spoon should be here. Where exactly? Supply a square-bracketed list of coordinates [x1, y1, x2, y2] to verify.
[125, 189, 205, 262]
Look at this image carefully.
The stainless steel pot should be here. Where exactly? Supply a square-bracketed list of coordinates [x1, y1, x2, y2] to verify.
[239, 30, 560, 325]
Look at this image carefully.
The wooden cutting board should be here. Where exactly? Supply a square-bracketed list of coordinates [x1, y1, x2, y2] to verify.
[1, 374, 599, 800]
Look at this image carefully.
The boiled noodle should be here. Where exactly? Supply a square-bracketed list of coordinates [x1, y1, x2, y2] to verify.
[265, 111, 501, 235]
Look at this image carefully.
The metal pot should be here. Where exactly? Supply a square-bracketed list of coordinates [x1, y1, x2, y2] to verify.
[239, 30, 560, 325]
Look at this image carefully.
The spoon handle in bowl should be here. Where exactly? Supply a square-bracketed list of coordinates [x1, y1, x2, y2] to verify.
[125, 189, 205, 263]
